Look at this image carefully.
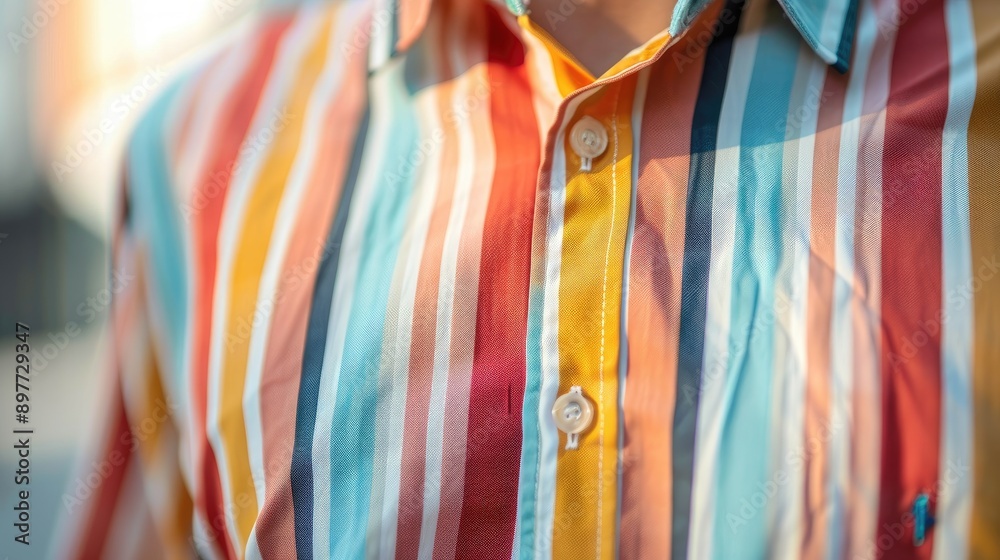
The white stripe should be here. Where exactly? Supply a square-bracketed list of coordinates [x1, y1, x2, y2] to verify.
[934, 0, 976, 557]
[374, 84, 444, 560]
[245, 527, 263, 560]
[242, 2, 343, 512]
[175, 42, 256, 207]
[368, 0, 393, 71]
[828, 0, 876, 550]
[172, 36, 261, 545]
[614, 66, 649, 559]
[535, 99, 580, 559]
[311, 56, 399, 560]
[688, 0, 764, 556]
[205, 10, 322, 555]
[770, 45, 824, 560]
[848, 0, 894, 554]
[418, 53, 493, 560]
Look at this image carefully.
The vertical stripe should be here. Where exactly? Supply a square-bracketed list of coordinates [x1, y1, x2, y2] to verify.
[670, 1, 742, 557]
[319, 55, 418, 559]
[393, 9, 456, 559]
[686, 0, 762, 556]
[244, 5, 346, 517]
[453, 7, 538, 557]
[188, 17, 294, 559]
[533, 81, 574, 560]
[370, 68, 445, 560]
[967, 0, 1000, 557]
[254, 3, 369, 557]
[616, 66, 649, 559]
[712, 3, 798, 557]
[620, 34, 704, 557]
[289, 97, 370, 559]
[768, 43, 825, 560]
[422, 20, 499, 560]
[933, 0, 976, 557]
[413, 7, 495, 559]
[877, 0, 949, 554]
[513, 17, 561, 560]
[803, 65, 846, 560]
[208, 12, 328, 553]
[825, 9, 880, 549]
[847, 0, 894, 555]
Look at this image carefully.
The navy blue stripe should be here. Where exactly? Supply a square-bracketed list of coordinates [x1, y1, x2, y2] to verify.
[670, 1, 743, 558]
[291, 103, 371, 560]
[833, 0, 859, 73]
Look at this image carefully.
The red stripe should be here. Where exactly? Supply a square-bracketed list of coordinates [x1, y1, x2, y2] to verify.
[878, 0, 949, 555]
[76, 386, 132, 560]
[189, 17, 293, 559]
[451, 6, 538, 558]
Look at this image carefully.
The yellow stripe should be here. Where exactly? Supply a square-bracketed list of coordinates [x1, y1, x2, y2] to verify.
[552, 79, 634, 559]
[217, 12, 335, 550]
[968, 2, 1000, 557]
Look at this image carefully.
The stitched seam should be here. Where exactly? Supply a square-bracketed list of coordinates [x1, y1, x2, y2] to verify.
[596, 85, 621, 559]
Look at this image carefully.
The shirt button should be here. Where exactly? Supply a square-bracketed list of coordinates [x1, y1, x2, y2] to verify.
[552, 386, 594, 450]
[569, 116, 608, 169]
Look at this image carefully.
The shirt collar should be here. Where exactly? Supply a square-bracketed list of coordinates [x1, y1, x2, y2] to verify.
[381, 0, 858, 73]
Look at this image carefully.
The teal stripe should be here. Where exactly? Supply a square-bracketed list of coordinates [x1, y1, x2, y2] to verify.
[712, 4, 799, 557]
[327, 60, 419, 559]
[515, 285, 545, 559]
[127, 74, 194, 387]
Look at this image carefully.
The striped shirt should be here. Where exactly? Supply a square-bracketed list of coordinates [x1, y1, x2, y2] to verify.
[59, 0, 1000, 557]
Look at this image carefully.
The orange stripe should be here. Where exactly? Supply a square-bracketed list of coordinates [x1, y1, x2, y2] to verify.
[801, 65, 846, 559]
[620, 53, 703, 559]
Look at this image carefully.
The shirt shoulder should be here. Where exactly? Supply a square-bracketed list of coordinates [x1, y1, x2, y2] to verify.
[120, 3, 374, 364]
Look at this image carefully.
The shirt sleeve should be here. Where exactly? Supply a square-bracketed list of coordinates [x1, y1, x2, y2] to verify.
[53, 118, 196, 560]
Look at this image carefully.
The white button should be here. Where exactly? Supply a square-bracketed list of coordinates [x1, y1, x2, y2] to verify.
[552, 386, 593, 449]
[569, 116, 608, 161]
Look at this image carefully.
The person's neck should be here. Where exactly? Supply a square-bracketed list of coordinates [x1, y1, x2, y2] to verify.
[528, 0, 676, 76]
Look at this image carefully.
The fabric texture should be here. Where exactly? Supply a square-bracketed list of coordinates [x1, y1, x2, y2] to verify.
[55, 0, 1000, 558]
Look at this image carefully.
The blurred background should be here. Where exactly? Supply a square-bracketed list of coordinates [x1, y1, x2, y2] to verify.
[0, 0, 297, 555]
